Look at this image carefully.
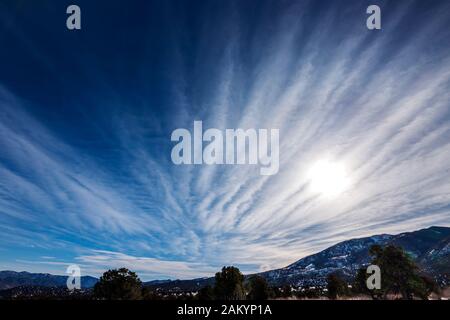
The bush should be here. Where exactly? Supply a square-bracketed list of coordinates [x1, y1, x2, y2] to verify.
[214, 266, 246, 300]
[326, 273, 348, 299]
[367, 245, 438, 299]
[247, 276, 270, 300]
[93, 268, 142, 300]
[197, 285, 215, 300]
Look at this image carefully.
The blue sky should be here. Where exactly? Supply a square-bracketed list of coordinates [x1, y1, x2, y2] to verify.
[0, 0, 450, 280]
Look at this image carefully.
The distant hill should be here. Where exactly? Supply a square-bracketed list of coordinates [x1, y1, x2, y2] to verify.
[259, 226, 450, 287]
[146, 226, 450, 291]
[1, 226, 449, 293]
[144, 277, 215, 292]
[0, 271, 98, 290]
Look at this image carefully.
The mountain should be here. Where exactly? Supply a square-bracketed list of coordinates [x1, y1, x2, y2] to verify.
[0, 271, 98, 290]
[259, 226, 450, 287]
[146, 226, 450, 291]
[1, 226, 449, 292]
[144, 277, 215, 292]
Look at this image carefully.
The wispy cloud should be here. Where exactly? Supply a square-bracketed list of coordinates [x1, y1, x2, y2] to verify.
[0, 0, 450, 280]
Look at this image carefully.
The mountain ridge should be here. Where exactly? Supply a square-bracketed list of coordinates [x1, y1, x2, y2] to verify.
[145, 225, 450, 291]
[258, 226, 450, 287]
[1, 226, 449, 291]
[0, 270, 98, 290]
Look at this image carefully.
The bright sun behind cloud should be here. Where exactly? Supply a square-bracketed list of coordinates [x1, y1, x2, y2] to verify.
[307, 160, 351, 198]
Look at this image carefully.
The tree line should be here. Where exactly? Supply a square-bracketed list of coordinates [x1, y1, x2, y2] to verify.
[91, 245, 442, 300]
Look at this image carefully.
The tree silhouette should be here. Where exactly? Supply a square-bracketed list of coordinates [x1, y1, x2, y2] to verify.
[197, 285, 215, 300]
[214, 266, 246, 300]
[141, 286, 159, 300]
[94, 268, 142, 300]
[368, 245, 436, 299]
[352, 268, 368, 294]
[326, 273, 348, 299]
[281, 284, 292, 298]
[247, 275, 270, 300]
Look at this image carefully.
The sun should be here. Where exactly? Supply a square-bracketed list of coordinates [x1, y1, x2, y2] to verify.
[307, 159, 350, 197]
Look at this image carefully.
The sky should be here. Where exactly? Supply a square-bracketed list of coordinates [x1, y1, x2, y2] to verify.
[0, 0, 450, 281]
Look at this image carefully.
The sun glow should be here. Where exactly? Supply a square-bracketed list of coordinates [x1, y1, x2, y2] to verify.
[307, 160, 351, 197]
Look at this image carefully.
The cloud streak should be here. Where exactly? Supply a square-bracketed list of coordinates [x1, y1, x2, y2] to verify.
[0, 0, 450, 279]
